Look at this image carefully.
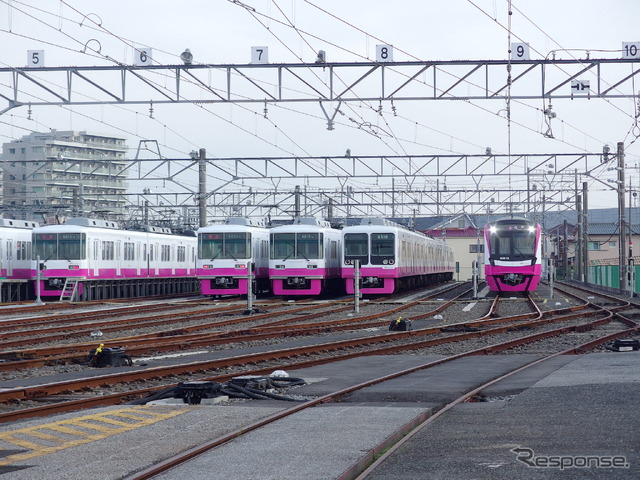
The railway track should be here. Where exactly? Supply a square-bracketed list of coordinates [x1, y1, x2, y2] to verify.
[123, 295, 639, 479]
[0, 281, 633, 425]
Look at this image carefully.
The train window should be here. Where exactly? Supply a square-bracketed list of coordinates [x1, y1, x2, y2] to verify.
[298, 233, 322, 260]
[370, 233, 395, 265]
[344, 233, 368, 265]
[225, 233, 251, 259]
[58, 233, 86, 260]
[199, 232, 250, 260]
[271, 233, 295, 260]
[489, 229, 535, 260]
[33, 233, 58, 260]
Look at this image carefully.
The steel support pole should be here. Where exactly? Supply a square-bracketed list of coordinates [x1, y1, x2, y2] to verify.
[618, 142, 626, 293]
[199, 148, 207, 228]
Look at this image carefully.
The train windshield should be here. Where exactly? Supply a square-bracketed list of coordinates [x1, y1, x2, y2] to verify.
[489, 227, 536, 260]
[33, 233, 86, 260]
[270, 232, 323, 260]
[344, 233, 369, 265]
[198, 232, 251, 260]
[370, 233, 395, 265]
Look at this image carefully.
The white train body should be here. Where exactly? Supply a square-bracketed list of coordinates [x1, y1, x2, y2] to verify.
[197, 217, 270, 296]
[341, 218, 454, 294]
[32, 218, 197, 300]
[0, 219, 39, 281]
[269, 217, 342, 296]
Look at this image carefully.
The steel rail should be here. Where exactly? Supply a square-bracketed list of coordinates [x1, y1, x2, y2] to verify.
[126, 319, 640, 480]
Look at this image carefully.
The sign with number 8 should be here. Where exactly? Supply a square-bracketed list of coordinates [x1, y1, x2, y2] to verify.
[376, 44, 393, 63]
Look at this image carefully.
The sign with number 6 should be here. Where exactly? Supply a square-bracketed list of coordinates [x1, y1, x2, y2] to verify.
[134, 48, 153, 66]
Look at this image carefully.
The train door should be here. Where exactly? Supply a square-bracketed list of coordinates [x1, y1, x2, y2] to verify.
[0, 241, 3, 277]
[92, 240, 99, 277]
[153, 243, 159, 276]
[5, 240, 13, 277]
[116, 241, 122, 276]
[136, 242, 141, 276]
[171, 245, 176, 275]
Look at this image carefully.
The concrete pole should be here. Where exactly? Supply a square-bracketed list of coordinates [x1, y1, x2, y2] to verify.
[354, 260, 360, 314]
[577, 193, 582, 281]
[294, 185, 301, 218]
[199, 148, 207, 228]
[563, 219, 568, 280]
[35, 255, 43, 305]
[583, 181, 589, 283]
[618, 142, 626, 293]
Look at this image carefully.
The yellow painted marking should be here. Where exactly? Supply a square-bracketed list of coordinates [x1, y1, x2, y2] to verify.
[68, 420, 120, 434]
[0, 406, 191, 466]
[543, 299, 547, 304]
[25, 431, 66, 443]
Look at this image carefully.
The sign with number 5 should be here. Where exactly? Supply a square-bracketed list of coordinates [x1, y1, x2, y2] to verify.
[134, 48, 153, 66]
[27, 50, 44, 67]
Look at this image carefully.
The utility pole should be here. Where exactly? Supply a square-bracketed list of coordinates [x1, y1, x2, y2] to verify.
[199, 148, 207, 228]
[575, 170, 581, 281]
[577, 193, 582, 281]
[294, 185, 301, 218]
[582, 181, 589, 283]
[563, 219, 568, 280]
[618, 141, 626, 293]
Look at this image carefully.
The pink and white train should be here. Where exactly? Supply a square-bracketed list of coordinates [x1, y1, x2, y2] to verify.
[484, 217, 542, 292]
[197, 217, 270, 297]
[341, 218, 454, 295]
[269, 217, 342, 296]
[0, 219, 39, 301]
[32, 218, 198, 300]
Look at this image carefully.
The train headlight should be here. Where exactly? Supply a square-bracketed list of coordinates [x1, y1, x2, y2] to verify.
[528, 226, 535, 233]
[68, 265, 79, 270]
[345, 259, 352, 265]
[307, 264, 317, 269]
[389, 259, 395, 265]
[382, 259, 388, 265]
[235, 264, 244, 269]
[489, 226, 497, 234]
[203, 264, 213, 269]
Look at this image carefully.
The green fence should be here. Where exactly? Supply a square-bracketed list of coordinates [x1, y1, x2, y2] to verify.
[588, 265, 640, 292]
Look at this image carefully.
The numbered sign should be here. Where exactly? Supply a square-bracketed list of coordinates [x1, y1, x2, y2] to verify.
[134, 48, 153, 66]
[511, 42, 530, 61]
[376, 44, 393, 62]
[27, 50, 45, 68]
[571, 79, 590, 94]
[622, 42, 640, 59]
[251, 46, 268, 64]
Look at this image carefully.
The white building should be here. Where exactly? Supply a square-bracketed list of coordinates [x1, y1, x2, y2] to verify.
[2, 130, 129, 220]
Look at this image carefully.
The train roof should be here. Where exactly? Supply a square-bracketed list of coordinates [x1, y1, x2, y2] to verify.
[488, 217, 538, 227]
[225, 217, 266, 227]
[0, 219, 39, 228]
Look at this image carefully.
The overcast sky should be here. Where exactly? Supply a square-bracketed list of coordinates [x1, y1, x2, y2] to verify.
[1, 0, 639, 215]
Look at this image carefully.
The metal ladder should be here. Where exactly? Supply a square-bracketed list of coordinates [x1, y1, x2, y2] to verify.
[59, 278, 79, 302]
